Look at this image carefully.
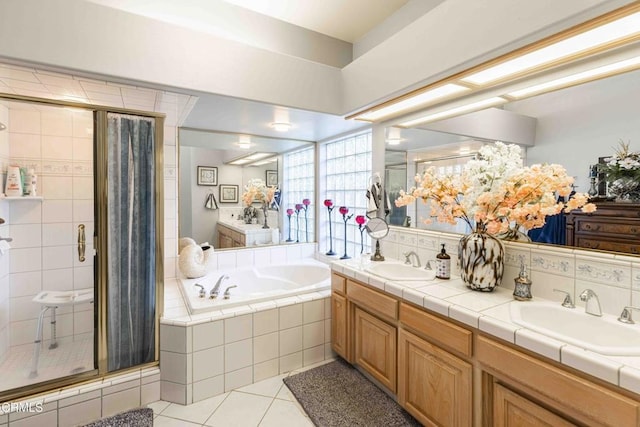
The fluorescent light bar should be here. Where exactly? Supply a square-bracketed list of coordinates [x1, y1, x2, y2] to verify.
[226, 152, 276, 165]
[462, 11, 640, 85]
[399, 97, 507, 127]
[386, 138, 402, 146]
[357, 84, 470, 121]
[508, 55, 640, 98]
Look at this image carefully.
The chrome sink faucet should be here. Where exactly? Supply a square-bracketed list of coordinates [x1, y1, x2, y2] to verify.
[210, 275, 229, 299]
[403, 251, 421, 268]
[553, 289, 575, 308]
[579, 289, 602, 317]
[618, 306, 640, 324]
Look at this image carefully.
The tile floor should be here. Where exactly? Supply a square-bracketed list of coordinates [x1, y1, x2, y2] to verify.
[148, 359, 334, 426]
[0, 335, 94, 393]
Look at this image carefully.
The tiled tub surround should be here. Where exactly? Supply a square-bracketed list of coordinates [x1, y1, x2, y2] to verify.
[0, 366, 160, 427]
[161, 243, 334, 405]
[337, 226, 640, 396]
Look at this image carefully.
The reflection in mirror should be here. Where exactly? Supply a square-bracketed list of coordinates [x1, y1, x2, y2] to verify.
[385, 67, 640, 253]
[179, 128, 315, 251]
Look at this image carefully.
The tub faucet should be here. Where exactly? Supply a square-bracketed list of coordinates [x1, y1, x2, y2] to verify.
[579, 289, 602, 317]
[223, 285, 237, 299]
[210, 275, 229, 299]
[194, 283, 206, 298]
[403, 251, 421, 268]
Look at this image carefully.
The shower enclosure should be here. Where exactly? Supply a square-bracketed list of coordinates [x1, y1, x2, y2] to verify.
[0, 98, 163, 401]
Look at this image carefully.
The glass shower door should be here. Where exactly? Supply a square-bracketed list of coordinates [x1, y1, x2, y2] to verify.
[0, 100, 96, 393]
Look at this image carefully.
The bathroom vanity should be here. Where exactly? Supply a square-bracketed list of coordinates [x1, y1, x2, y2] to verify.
[216, 221, 279, 249]
[331, 269, 640, 427]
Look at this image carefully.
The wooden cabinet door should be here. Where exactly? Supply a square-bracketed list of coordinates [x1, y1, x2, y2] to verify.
[218, 233, 232, 249]
[331, 293, 348, 359]
[354, 306, 396, 392]
[494, 383, 576, 427]
[398, 329, 472, 427]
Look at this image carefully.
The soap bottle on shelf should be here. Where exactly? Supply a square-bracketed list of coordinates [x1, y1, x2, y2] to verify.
[436, 244, 451, 279]
[5, 165, 23, 197]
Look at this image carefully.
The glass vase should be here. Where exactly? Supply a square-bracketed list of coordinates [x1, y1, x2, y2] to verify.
[458, 224, 505, 291]
[608, 177, 640, 202]
[496, 226, 532, 243]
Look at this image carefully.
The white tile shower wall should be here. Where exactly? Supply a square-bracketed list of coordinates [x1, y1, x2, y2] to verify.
[6, 106, 94, 348]
[384, 227, 636, 316]
[159, 295, 333, 405]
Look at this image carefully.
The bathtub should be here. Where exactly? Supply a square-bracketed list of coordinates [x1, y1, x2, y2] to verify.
[179, 259, 331, 314]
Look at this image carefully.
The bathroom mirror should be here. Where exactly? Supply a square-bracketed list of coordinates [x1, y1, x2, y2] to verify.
[179, 128, 315, 251]
[384, 66, 640, 251]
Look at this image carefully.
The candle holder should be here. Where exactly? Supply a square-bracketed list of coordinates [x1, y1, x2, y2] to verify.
[355, 215, 367, 254]
[302, 198, 311, 242]
[324, 199, 336, 256]
[295, 204, 303, 243]
[339, 206, 353, 260]
[285, 208, 294, 242]
[262, 202, 269, 229]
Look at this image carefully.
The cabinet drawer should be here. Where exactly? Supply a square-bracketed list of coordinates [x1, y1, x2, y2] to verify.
[400, 302, 472, 358]
[574, 236, 640, 254]
[347, 279, 398, 320]
[576, 219, 640, 236]
[331, 273, 346, 294]
[478, 336, 639, 427]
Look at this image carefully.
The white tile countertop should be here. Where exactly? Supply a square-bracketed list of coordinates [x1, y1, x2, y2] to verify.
[331, 256, 640, 396]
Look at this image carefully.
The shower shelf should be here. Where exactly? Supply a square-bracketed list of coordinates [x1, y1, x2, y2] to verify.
[0, 196, 43, 201]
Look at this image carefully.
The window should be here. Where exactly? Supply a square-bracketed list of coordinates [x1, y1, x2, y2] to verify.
[321, 130, 372, 258]
[282, 146, 315, 243]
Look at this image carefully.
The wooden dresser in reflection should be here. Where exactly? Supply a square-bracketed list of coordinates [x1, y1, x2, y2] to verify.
[566, 202, 640, 255]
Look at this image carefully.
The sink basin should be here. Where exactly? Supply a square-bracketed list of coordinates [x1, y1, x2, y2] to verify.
[365, 263, 436, 281]
[510, 301, 640, 356]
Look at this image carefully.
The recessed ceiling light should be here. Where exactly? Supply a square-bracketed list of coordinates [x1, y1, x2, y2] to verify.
[270, 122, 291, 132]
[236, 135, 251, 149]
[386, 138, 402, 146]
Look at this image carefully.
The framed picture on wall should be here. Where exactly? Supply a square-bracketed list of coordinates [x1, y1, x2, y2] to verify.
[219, 184, 239, 203]
[266, 170, 278, 186]
[197, 166, 218, 186]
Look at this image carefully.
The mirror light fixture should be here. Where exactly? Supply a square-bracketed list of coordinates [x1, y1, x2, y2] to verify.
[0, 122, 6, 131]
[348, 3, 640, 124]
[270, 122, 291, 132]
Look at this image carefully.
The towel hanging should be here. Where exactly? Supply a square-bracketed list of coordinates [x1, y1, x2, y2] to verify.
[205, 192, 218, 210]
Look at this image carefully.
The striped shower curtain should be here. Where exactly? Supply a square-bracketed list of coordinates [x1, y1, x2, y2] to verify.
[107, 113, 156, 371]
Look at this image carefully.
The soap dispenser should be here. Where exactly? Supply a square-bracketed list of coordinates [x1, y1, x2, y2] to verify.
[436, 244, 451, 279]
[513, 263, 532, 301]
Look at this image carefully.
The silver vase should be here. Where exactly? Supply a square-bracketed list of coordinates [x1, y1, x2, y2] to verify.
[458, 225, 505, 291]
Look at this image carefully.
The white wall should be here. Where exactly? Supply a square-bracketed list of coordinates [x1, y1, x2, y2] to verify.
[0, 0, 343, 115]
[506, 71, 640, 193]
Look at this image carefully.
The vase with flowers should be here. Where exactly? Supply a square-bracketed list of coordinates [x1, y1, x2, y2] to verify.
[242, 179, 278, 228]
[324, 199, 336, 255]
[396, 141, 596, 291]
[599, 140, 640, 202]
